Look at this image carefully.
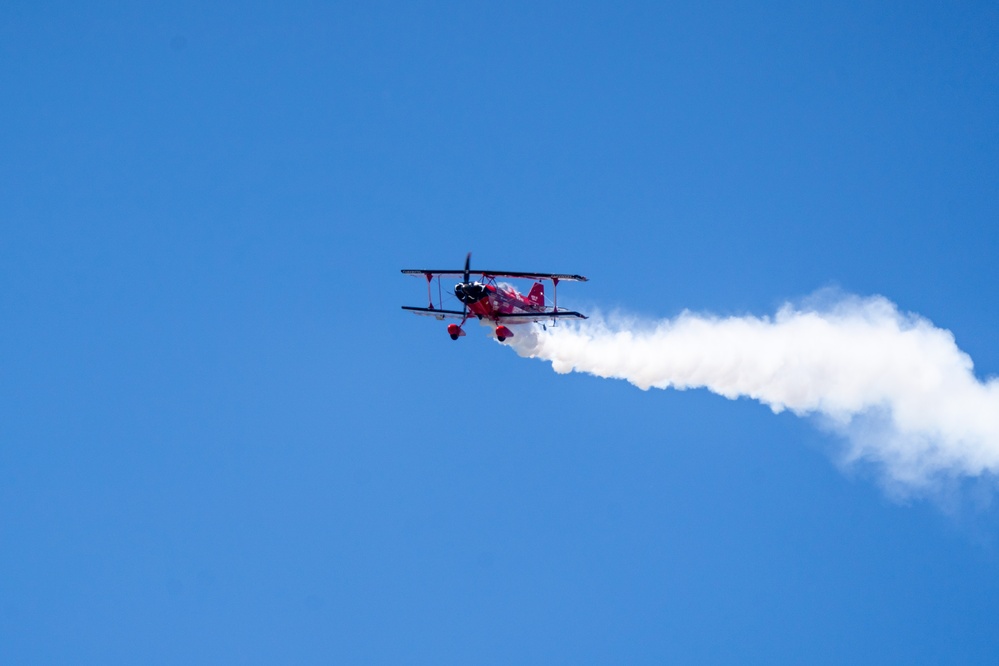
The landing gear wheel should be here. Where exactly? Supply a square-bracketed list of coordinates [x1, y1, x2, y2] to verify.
[497, 336, 506, 342]
[450, 334, 459, 340]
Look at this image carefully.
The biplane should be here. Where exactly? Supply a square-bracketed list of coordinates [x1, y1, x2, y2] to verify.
[402, 253, 588, 342]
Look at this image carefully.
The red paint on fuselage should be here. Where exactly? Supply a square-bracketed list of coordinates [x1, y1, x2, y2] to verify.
[466, 282, 546, 321]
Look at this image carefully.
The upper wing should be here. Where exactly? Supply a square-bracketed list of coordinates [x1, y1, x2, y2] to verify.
[494, 310, 588, 324]
[401, 269, 587, 282]
[479, 271, 587, 282]
[401, 306, 466, 320]
[401, 270, 466, 278]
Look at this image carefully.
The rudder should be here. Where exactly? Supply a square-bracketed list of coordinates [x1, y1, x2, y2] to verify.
[527, 282, 545, 307]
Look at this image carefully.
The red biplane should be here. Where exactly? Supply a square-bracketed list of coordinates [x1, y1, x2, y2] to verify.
[402, 253, 588, 342]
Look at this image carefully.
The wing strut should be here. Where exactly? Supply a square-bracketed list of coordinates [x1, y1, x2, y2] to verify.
[553, 277, 559, 325]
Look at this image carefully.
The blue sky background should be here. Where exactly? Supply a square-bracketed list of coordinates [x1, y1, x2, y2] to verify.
[3, 2, 999, 663]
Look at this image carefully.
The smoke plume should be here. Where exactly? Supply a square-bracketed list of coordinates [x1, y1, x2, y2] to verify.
[509, 294, 999, 495]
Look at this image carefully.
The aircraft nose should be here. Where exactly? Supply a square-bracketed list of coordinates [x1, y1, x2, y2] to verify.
[454, 282, 484, 305]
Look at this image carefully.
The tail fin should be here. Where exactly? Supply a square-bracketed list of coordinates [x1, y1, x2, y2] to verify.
[527, 282, 545, 307]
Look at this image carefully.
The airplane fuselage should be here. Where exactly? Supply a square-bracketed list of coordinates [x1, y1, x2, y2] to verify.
[454, 281, 544, 321]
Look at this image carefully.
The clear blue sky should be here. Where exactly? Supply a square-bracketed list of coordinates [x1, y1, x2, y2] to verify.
[3, 2, 998, 663]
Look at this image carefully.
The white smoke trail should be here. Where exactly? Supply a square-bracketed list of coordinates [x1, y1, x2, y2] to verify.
[509, 294, 999, 495]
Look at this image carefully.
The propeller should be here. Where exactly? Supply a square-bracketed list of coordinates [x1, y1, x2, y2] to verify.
[461, 252, 470, 319]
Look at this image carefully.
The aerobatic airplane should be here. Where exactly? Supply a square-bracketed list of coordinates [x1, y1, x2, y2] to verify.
[402, 253, 588, 342]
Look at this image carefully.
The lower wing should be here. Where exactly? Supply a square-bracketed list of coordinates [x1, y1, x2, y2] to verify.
[494, 311, 587, 324]
[401, 306, 466, 320]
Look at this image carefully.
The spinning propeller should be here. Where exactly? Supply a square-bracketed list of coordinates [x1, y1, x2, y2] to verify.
[461, 252, 470, 317]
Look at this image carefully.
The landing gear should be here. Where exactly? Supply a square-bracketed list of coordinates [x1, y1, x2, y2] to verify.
[450, 333, 459, 340]
[496, 335, 506, 343]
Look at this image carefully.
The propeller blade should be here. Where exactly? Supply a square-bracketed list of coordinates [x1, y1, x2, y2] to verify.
[462, 252, 471, 320]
